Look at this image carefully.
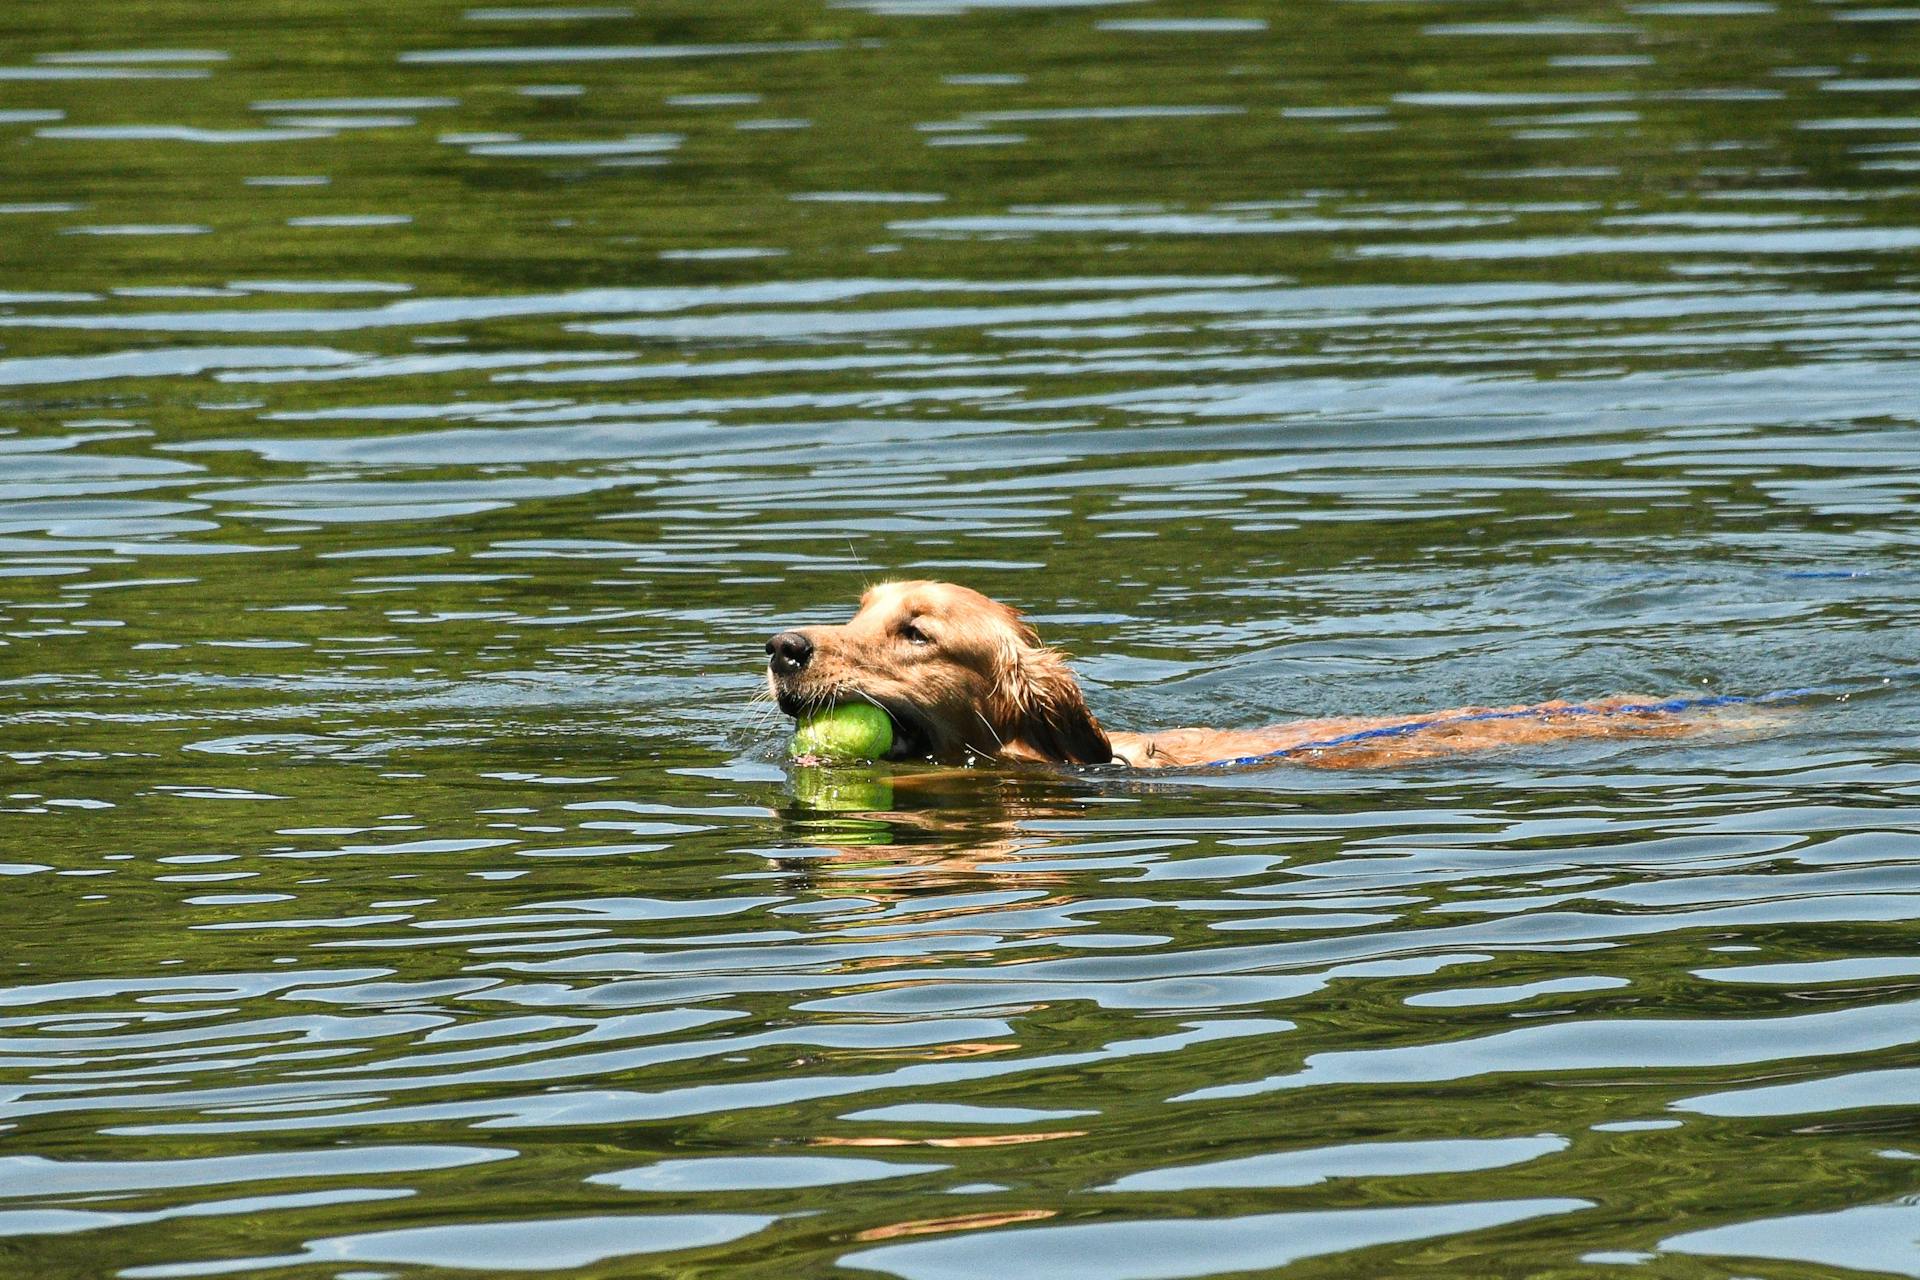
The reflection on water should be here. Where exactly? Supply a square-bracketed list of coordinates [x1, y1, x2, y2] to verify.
[4, 0, 1920, 1275]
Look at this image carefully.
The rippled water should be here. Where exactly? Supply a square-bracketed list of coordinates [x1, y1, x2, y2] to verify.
[5, 1, 1920, 1276]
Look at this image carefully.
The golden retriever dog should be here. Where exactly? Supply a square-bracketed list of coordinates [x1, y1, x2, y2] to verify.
[766, 580, 1742, 770]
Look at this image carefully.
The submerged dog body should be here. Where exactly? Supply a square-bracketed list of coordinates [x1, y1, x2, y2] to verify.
[766, 580, 1711, 770]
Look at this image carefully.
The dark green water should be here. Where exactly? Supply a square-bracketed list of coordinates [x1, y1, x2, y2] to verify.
[5, 1, 1920, 1276]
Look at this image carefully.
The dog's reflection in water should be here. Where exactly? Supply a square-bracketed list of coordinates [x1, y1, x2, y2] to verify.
[772, 764, 1100, 899]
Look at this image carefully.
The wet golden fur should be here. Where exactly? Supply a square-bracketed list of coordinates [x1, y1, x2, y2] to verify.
[768, 580, 1729, 770]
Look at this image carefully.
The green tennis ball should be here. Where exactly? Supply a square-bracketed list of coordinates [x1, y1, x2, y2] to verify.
[789, 703, 895, 762]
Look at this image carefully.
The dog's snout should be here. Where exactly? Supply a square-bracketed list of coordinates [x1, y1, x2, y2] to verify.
[766, 630, 814, 675]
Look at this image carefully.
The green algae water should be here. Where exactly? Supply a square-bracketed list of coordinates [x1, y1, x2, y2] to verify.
[4, 0, 1920, 1275]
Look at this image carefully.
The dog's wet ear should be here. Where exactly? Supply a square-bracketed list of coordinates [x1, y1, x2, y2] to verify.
[992, 640, 1113, 765]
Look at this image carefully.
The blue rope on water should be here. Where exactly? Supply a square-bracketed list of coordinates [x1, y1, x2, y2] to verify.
[1205, 684, 1838, 769]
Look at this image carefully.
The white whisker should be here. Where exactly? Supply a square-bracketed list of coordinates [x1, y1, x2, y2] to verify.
[972, 708, 1005, 749]
[845, 537, 873, 590]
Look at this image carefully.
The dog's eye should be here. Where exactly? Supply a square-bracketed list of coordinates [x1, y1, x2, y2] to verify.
[901, 620, 932, 646]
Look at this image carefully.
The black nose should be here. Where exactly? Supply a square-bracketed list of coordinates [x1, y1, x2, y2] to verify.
[766, 630, 813, 675]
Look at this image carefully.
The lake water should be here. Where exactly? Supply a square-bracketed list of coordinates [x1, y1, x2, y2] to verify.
[5, 1, 1920, 1276]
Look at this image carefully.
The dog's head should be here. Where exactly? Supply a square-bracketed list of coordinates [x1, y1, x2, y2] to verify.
[765, 580, 1112, 765]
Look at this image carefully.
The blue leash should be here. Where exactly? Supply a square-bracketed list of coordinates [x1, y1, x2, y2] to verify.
[1205, 684, 1838, 769]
